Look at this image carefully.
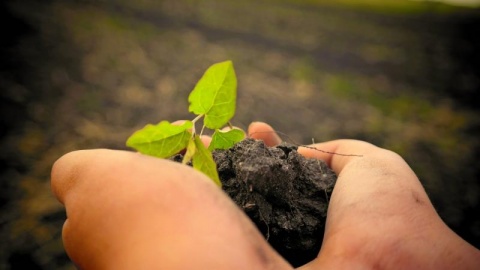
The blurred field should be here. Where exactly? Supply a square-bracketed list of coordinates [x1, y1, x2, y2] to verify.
[1, 0, 479, 268]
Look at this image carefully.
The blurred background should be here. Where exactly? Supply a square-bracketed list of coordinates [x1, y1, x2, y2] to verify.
[1, 0, 479, 268]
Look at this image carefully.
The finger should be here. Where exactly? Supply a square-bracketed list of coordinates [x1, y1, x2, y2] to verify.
[51, 149, 292, 270]
[220, 125, 242, 131]
[297, 139, 375, 174]
[247, 122, 282, 146]
[171, 119, 189, 125]
[200, 135, 212, 147]
[296, 140, 447, 269]
[298, 139, 435, 219]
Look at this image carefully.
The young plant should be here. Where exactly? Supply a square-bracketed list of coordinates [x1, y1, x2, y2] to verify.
[126, 60, 245, 187]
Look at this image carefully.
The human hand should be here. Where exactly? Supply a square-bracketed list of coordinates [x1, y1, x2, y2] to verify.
[294, 128, 480, 269]
[51, 122, 480, 269]
[50, 125, 291, 269]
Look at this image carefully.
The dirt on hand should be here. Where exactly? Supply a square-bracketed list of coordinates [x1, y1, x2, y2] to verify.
[212, 138, 337, 267]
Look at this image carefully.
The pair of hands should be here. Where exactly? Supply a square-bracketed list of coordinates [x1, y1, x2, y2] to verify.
[51, 122, 479, 269]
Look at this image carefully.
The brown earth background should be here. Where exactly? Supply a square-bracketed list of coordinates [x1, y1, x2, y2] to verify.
[1, 0, 480, 269]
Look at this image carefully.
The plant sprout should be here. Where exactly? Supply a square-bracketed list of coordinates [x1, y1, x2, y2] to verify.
[126, 60, 245, 186]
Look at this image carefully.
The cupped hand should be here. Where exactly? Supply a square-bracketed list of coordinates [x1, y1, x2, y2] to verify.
[51, 122, 480, 269]
[252, 121, 479, 269]
[51, 146, 290, 269]
[296, 138, 480, 269]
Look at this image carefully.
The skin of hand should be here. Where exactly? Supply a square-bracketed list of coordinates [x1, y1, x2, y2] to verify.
[51, 122, 480, 269]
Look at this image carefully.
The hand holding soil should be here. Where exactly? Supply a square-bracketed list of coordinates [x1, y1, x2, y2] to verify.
[51, 122, 480, 269]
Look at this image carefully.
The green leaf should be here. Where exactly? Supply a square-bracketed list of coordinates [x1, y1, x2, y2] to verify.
[188, 60, 237, 129]
[182, 138, 196, 164]
[208, 128, 245, 151]
[192, 136, 222, 187]
[126, 121, 192, 158]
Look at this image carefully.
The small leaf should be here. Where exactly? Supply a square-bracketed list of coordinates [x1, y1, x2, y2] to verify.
[182, 138, 196, 164]
[126, 121, 192, 158]
[209, 128, 245, 151]
[192, 136, 222, 187]
[188, 60, 237, 129]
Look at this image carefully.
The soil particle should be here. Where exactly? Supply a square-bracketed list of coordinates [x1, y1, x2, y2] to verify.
[212, 138, 337, 267]
[172, 138, 336, 266]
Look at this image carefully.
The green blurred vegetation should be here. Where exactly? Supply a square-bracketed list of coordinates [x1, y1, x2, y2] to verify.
[279, 0, 472, 13]
[1, 0, 479, 269]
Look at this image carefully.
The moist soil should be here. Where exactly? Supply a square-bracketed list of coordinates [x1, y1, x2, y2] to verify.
[174, 138, 337, 267]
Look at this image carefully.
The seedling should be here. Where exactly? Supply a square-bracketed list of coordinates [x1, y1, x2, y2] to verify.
[126, 61, 245, 186]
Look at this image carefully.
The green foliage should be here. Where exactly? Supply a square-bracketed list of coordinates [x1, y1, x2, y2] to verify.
[192, 136, 222, 187]
[126, 121, 192, 158]
[209, 128, 245, 151]
[188, 60, 237, 129]
[126, 61, 245, 186]
[182, 137, 196, 165]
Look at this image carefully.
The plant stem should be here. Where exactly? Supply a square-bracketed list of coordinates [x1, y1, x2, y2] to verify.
[191, 114, 204, 135]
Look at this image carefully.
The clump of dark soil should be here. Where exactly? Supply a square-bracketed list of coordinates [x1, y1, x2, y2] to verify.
[174, 138, 337, 267]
